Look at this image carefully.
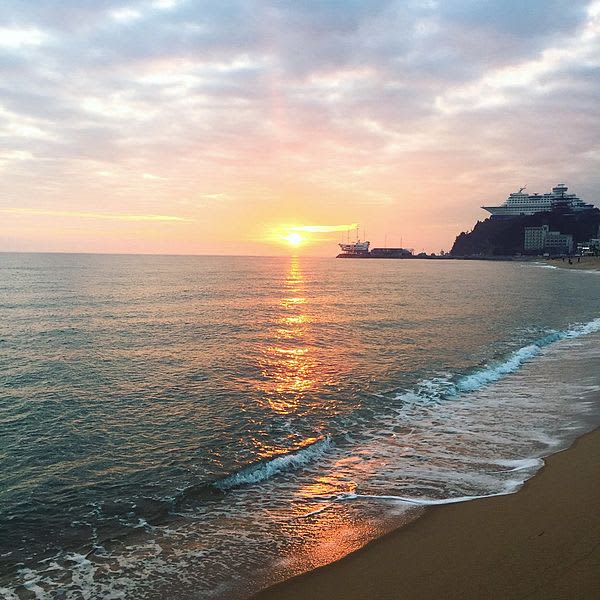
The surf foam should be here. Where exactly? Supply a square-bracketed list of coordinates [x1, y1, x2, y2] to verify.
[397, 317, 600, 403]
[215, 436, 332, 491]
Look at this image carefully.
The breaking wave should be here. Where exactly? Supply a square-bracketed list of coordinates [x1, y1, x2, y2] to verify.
[215, 436, 332, 491]
[399, 317, 600, 402]
[174, 436, 333, 510]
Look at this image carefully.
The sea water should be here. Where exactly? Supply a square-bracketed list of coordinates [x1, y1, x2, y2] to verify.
[1, 254, 599, 599]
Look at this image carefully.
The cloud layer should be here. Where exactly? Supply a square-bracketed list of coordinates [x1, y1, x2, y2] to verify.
[1, 0, 599, 253]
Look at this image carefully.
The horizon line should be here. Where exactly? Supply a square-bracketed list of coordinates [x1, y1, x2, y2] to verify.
[0, 250, 334, 258]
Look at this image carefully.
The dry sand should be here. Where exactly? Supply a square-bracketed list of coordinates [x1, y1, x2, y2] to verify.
[549, 256, 600, 271]
[255, 428, 600, 600]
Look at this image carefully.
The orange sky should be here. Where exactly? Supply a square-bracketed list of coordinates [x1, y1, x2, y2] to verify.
[1, 1, 599, 256]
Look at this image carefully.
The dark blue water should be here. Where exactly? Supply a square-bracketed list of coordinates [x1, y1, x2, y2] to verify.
[1, 254, 599, 599]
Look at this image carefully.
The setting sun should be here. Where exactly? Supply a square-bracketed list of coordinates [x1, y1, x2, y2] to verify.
[285, 232, 303, 247]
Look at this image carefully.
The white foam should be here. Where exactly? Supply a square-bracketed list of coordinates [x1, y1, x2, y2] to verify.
[216, 436, 332, 490]
[65, 553, 97, 600]
[493, 457, 544, 472]
[457, 344, 541, 392]
[332, 486, 526, 506]
[395, 316, 600, 404]
[17, 569, 51, 600]
[298, 503, 335, 518]
[567, 317, 600, 338]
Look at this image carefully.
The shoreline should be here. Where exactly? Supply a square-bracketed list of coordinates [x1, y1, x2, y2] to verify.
[255, 426, 600, 600]
[548, 256, 600, 271]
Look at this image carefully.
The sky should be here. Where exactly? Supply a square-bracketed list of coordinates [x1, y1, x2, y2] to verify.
[1, 0, 599, 256]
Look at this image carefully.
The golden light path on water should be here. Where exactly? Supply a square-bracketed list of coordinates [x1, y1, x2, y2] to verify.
[251, 258, 415, 576]
[258, 256, 315, 415]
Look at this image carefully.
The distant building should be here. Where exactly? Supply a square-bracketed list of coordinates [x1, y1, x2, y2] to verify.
[576, 227, 600, 256]
[369, 247, 413, 258]
[524, 225, 573, 255]
[524, 226, 548, 252]
[545, 230, 574, 254]
[578, 225, 600, 255]
[577, 239, 600, 256]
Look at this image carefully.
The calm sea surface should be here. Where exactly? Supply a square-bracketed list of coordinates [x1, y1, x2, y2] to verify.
[1, 254, 599, 599]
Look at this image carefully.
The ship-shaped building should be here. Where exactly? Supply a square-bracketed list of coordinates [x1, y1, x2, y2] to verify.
[482, 184, 594, 218]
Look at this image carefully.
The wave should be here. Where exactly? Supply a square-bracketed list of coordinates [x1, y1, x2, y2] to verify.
[166, 436, 334, 513]
[215, 436, 331, 491]
[569, 316, 600, 337]
[493, 457, 544, 472]
[316, 487, 525, 506]
[399, 317, 600, 402]
[456, 343, 542, 392]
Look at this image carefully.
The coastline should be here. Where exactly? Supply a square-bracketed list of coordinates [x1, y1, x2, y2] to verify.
[255, 426, 600, 600]
[548, 256, 600, 271]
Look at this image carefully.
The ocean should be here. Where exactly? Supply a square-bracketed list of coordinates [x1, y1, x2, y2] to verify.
[1, 253, 599, 599]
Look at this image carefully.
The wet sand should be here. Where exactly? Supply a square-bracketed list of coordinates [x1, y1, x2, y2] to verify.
[550, 256, 600, 271]
[255, 427, 600, 600]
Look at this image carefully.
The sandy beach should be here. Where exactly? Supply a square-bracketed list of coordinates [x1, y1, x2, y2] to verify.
[550, 256, 600, 271]
[256, 427, 600, 600]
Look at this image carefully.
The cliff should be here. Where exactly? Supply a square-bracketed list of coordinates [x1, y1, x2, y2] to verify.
[450, 209, 600, 256]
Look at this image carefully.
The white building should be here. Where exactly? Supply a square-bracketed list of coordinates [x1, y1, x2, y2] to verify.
[545, 231, 573, 254]
[524, 225, 573, 254]
[524, 226, 548, 252]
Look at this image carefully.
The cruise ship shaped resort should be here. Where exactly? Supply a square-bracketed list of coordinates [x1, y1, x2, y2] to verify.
[482, 183, 595, 218]
[338, 183, 600, 260]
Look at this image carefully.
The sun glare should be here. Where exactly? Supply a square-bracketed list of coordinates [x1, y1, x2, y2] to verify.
[285, 232, 303, 247]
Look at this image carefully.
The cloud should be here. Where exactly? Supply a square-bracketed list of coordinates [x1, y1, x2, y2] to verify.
[1, 208, 192, 222]
[0, 0, 598, 253]
[290, 224, 358, 233]
[437, 0, 587, 38]
[110, 8, 143, 23]
[435, 1, 600, 114]
[0, 27, 50, 49]
[142, 172, 167, 180]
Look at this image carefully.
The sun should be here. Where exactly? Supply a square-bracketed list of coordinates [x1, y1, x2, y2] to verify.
[284, 232, 303, 247]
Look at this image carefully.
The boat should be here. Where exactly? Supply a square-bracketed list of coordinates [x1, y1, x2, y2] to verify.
[482, 184, 594, 218]
[337, 239, 370, 256]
